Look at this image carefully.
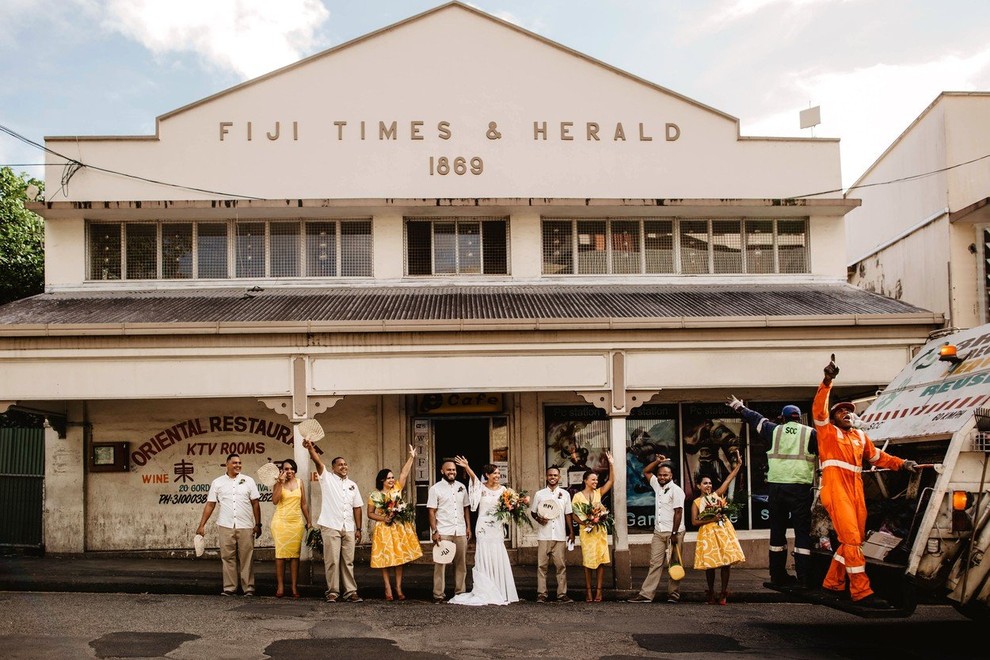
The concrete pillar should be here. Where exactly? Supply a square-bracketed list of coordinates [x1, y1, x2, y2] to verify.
[44, 405, 86, 554]
[610, 415, 631, 589]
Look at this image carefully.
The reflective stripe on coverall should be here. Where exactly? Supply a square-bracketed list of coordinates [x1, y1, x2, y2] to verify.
[812, 381, 904, 601]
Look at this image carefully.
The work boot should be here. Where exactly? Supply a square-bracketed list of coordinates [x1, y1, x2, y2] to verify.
[769, 573, 798, 586]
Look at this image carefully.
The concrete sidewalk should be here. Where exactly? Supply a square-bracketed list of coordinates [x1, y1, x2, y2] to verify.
[0, 553, 789, 604]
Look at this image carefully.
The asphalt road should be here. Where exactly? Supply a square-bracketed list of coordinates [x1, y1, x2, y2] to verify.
[0, 591, 981, 659]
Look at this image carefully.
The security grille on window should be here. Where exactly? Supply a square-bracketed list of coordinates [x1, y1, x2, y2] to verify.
[405, 217, 508, 276]
[541, 217, 808, 275]
[86, 219, 372, 280]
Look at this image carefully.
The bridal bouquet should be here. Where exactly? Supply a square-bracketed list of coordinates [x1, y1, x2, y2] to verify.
[572, 501, 614, 534]
[697, 494, 743, 527]
[371, 490, 416, 526]
[493, 487, 533, 529]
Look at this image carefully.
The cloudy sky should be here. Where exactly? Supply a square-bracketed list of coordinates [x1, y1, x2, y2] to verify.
[2, 0, 988, 190]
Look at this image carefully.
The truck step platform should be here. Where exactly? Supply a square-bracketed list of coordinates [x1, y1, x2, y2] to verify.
[762, 582, 914, 619]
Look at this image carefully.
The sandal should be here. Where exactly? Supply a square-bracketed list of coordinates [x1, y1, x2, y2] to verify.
[718, 591, 728, 606]
[397, 593, 406, 601]
[594, 590, 603, 602]
[706, 590, 716, 605]
[292, 591, 300, 599]
[385, 594, 394, 602]
[585, 590, 594, 603]
[275, 589, 284, 599]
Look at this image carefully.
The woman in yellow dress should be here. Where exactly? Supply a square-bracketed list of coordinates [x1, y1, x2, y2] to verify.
[571, 450, 614, 602]
[691, 450, 745, 605]
[368, 444, 423, 601]
[270, 458, 311, 598]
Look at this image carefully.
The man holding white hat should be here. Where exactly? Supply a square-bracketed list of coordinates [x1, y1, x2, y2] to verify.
[427, 458, 472, 603]
[627, 459, 685, 603]
[530, 466, 575, 603]
[195, 453, 262, 596]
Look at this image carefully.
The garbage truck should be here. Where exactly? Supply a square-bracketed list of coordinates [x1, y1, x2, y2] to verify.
[779, 323, 990, 619]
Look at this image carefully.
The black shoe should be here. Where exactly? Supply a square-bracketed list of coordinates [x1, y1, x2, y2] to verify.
[627, 595, 652, 603]
[432, 597, 446, 604]
[855, 594, 894, 609]
[769, 574, 798, 586]
[557, 595, 574, 603]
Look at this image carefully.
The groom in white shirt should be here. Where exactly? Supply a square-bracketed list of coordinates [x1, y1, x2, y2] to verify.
[530, 467, 575, 603]
[427, 459, 472, 603]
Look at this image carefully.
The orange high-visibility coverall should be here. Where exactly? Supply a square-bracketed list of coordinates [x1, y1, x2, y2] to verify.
[813, 380, 904, 601]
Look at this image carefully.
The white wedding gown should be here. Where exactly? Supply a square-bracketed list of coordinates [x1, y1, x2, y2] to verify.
[449, 482, 519, 606]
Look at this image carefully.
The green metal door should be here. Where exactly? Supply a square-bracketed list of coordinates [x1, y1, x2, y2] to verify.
[0, 428, 44, 548]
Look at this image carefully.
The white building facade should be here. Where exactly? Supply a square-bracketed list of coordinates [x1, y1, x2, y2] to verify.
[0, 3, 942, 586]
[846, 92, 990, 329]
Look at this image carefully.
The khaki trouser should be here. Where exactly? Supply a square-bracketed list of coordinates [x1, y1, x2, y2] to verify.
[218, 526, 255, 594]
[637, 530, 681, 600]
[433, 534, 467, 599]
[536, 539, 568, 597]
[321, 527, 358, 598]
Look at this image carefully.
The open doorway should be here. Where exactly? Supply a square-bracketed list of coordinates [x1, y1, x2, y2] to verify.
[433, 417, 491, 534]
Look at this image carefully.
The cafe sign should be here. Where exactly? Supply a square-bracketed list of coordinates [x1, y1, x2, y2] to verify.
[417, 393, 503, 415]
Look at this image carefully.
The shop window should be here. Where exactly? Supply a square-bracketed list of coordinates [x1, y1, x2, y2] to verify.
[679, 220, 710, 274]
[88, 223, 121, 280]
[682, 403, 750, 531]
[544, 405, 611, 507]
[306, 222, 336, 277]
[404, 217, 508, 276]
[644, 220, 675, 273]
[162, 223, 193, 279]
[85, 219, 372, 281]
[235, 222, 265, 278]
[125, 223, 158, 280]
[745, 220, 775, 274]
[541, 217, 807, 276]
[270, 222, 300, 277]
[626, 405, 680, 534]
[197, 223, 228, 279]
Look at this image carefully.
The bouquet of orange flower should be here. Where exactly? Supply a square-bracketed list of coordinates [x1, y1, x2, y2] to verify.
[572, 500, 614, 534]
[371, 489, 416, 526]
[493, 487, 533, 529]
[696, 494, 743, 527]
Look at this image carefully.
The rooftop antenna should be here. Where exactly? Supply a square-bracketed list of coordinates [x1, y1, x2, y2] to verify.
[800, 104, 821, 137]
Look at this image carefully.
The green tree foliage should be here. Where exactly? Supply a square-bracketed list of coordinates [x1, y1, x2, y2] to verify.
[0, 167, 45, 305]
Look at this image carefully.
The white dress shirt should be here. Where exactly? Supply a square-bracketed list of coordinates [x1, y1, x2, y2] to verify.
[206, 473, 260, 529]
[426, 479, 469, 535]
[650, 475, 686, 534]
[530, 486, 573, 542]
[316, 470, 363, 531]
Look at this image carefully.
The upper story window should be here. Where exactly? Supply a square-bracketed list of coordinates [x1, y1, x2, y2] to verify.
[405, 217, 508, 276]
[87, 219, 372, 281]
[541, 217, 808, 275]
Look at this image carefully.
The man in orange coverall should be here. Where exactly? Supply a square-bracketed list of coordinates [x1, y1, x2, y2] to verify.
[814, 355, 918, 609]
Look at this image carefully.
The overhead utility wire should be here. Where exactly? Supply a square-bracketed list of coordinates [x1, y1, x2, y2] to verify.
[0, 124, 263, 201]
[791, 152, 990, 199]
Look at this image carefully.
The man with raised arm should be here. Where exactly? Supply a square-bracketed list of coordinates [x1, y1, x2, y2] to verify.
[813, 354, 917, 609]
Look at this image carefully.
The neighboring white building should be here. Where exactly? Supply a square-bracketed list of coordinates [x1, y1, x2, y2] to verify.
[846, 92, 990, 329]
[0, 2, 941, 584]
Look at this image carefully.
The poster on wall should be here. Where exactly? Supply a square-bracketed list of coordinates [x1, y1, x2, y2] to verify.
[681, 402, 748, 531]
[625, 404, 679, 533]
[544, 405, 611, 507]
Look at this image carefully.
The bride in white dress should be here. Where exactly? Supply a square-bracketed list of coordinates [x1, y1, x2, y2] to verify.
[448, 457, 519, 606]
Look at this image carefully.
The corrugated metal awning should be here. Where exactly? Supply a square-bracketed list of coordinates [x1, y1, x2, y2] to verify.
[0, 283, 941, 335]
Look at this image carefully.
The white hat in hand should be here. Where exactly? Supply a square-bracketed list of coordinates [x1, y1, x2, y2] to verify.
[193, 534, 206, 557]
